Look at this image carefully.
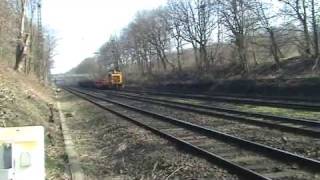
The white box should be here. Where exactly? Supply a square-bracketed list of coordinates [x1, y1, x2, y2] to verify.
[0, 126, 45, 180]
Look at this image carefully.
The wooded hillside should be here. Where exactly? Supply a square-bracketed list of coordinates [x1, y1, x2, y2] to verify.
[0, 0, 55, 83]
[71, 0, 320, 83]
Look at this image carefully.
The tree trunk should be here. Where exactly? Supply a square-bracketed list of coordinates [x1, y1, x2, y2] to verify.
[156, 57, 161, 70]
[236, 34, 248, 73]
[137, 53, 145, 75]
[239, 48, 248, 73]
[303, 20, 312, 55]
[302, 0, 311, 55]
[14, 0, 27, 71]
[252, 49, 258, 66]
[176, 46, 182, 72]
[15, 34, 29, 71]
[313, 57, 320, 72]
[157, 49, 167, 71]
[199, 44, 209, 71]
[26, 4, 36, 74]
[311, 0, 319, 58]
[269, 30, 281, 68]
[162, 49, 175, 71]
[192, 44, 201, 70]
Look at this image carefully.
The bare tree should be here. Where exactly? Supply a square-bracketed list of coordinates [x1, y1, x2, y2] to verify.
[0, 0, 53, 82]
[143, 9, 173, 71]
[168, 17, 184, 72]
[207, 3, 224, 66]
[129, 17, 154, 74]
[120, 25, 146, 74]
[168, 0, 217, 70]
[0, 1, 18, 63]
[219, 0, 258, 73]
[280, 0, 312, 56]
[26, 0, 38, 74]
[109, 36, 122, 70]
[14, 0, 28, 71]
[42, 32, 57, 84]
[98, 39, 116, 71]
[311, 0, 320, 70]
[254, 0, 283, 68]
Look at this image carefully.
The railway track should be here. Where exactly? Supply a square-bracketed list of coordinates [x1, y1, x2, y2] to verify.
[120, 89, 320, 111]
[126, 88, 320, 103]
[64, 87, 320, 180]
[91, 89, 320, 138]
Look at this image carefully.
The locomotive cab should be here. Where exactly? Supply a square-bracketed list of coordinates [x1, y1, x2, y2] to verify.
[107, 70, 123, 88]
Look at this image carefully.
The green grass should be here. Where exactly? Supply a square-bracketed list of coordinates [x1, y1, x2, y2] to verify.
[45, 154, 67, 171]
[238, 104, 320, 120]
[157, 93, 320, 120]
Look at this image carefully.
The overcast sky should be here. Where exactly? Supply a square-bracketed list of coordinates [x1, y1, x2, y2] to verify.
[43, 0, 282, 74]
[42, 0, 167, 74]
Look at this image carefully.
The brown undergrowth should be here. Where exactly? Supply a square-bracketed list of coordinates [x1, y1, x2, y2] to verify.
[0, 62, 69, 179]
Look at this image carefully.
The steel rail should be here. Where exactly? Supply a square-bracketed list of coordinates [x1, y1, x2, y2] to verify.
[105, 90, 320, 127]
[92, 89, 320, 138]
[67, 87, 320, 172]
[120, 89, 320, 111]
[126, 87, 320, 103]
[64, 87, 271, 180]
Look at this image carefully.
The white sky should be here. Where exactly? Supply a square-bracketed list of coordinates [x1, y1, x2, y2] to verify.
[42, 0, 167, 74]
[43, 0, 282, 74]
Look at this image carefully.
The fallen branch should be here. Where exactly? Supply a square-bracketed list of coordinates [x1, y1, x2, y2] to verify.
[151, 161, 159, 179]
[165, 167, 183, 180]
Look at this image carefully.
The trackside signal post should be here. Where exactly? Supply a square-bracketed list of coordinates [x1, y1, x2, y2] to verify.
[0, 126, 45, 180]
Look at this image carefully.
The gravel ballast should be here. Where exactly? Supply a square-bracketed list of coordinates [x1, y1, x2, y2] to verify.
[59, 91, 240, 180]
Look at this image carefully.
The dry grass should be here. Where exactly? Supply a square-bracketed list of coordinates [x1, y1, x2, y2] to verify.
[58, 92, 239, 180]
[0, 62, 69, 179]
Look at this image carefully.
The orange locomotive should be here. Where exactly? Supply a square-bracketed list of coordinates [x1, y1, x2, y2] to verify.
[95, 70, 124, 89]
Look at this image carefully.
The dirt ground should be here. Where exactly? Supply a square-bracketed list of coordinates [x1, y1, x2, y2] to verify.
[58, 91, 240, 180]
[0, 63, 69, 179]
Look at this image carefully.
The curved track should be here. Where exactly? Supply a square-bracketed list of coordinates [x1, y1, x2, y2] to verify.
[64, 87, 320, 180]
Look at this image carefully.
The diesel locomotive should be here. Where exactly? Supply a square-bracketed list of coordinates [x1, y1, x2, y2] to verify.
[78, 70, 124, 89]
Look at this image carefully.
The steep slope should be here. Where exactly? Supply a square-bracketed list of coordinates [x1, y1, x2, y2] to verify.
[0, 62, 68, 179]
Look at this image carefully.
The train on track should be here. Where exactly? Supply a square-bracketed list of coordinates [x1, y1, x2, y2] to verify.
[78, 69, 124, 89]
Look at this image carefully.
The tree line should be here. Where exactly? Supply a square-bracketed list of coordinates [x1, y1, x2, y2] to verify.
[95, 0, 320, 77]
[0, 0, 56, 83]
